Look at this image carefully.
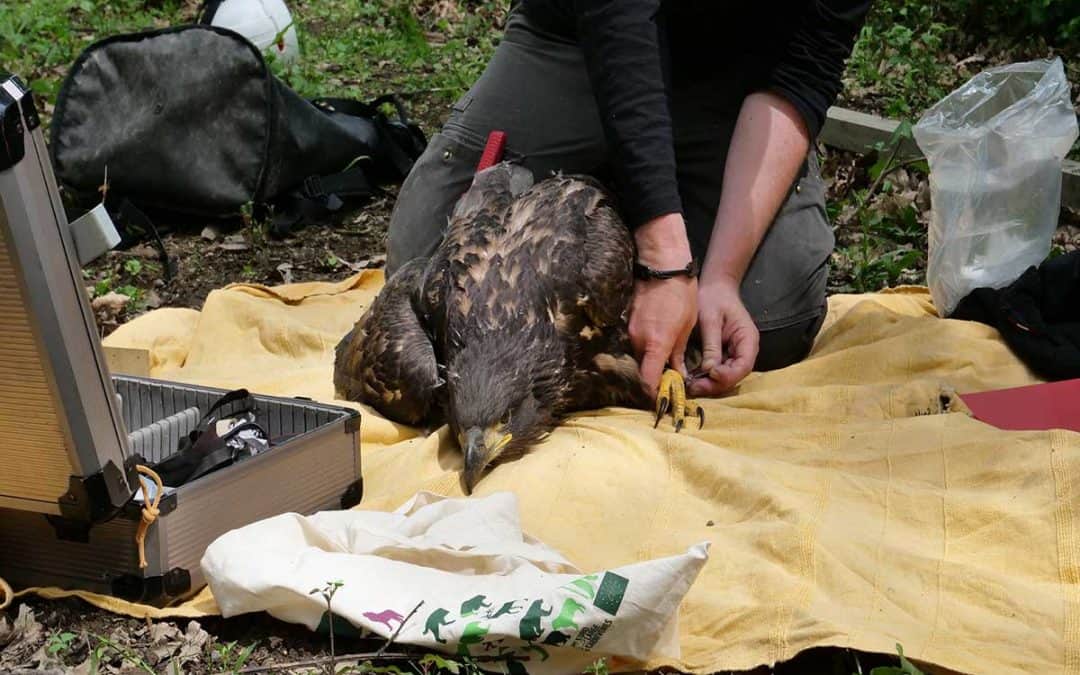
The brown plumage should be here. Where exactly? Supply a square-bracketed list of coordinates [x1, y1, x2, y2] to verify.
[334, 162, 701, 492]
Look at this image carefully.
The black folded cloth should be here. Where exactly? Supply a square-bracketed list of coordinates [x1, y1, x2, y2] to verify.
[950, 250, 1080, 381]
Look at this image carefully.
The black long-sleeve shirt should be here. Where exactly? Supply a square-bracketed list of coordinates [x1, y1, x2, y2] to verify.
[518, 0, 873, 229]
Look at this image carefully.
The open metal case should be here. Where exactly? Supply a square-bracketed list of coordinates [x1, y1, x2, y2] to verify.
[0, 73, 362, 606]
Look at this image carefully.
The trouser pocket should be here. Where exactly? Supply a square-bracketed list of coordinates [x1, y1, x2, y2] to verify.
[385, 131, 485, 275]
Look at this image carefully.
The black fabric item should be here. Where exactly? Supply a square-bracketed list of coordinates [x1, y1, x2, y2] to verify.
[106, 197, 177, 280]
[150, 388, 258, 487]
[269, 166, 374, 236]
[516, 0, 872, 229]
[49, 25, 426, 235]
[950, 250, 1080, 381]
[196, 0, 225, 24]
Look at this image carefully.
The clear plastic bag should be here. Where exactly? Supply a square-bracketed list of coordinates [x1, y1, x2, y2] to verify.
[913, 58, 1078, 316]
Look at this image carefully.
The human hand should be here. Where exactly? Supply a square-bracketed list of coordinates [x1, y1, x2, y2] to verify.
[629, 213, 698, 398]
[688, 274, 759, 396]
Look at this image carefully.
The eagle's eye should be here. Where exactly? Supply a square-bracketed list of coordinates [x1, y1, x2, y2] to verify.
[501, 410, 512, 426]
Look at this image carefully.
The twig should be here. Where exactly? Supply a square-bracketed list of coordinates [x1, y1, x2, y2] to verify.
[864, 140, 903, 202]
[234, 650, 515, 674]
[866, 155, 927, 199]
[374, 601, 424, 659]
[399, 87, 457, 95]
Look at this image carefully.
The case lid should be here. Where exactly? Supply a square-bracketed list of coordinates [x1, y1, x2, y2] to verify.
[0, 74, 133, 518]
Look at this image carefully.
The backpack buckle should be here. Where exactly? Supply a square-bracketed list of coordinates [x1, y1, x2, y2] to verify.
[303, 175, 326, 199]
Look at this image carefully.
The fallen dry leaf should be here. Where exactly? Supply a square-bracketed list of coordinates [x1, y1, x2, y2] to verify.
[218, 234, 250, 252]
[139, 290, 161, 310]
[91, 291, 129, 321]
[126, 244, 159, 259]
[916, 179, 932, 212]
[0, 605, 44, 669]
[328, 250, 380, 273]
[29, 642, 63, 672]
[149, 622, 182, 646]
[15, 605, 44, 644]
[177, 620, 210, 663]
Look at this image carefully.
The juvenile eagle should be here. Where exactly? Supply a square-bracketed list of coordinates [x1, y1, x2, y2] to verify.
[333, 162, 703, 492]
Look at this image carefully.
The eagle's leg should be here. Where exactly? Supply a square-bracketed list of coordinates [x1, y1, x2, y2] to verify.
[654, 369, 705, 432]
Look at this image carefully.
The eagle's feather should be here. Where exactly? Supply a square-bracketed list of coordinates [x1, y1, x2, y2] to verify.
[334, 163, 680, 491]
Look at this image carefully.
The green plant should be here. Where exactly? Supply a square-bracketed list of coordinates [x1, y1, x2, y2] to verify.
[310, 580, 346, 675]
[45, 630, 78, 657]
[116, 284, 144, 312]
[848, 1, 951, 118]
[414, 653, 463, 674]
[841, 120, 929, 292]
[963, 0, 1080, 46]
[93, 276, 114, 298]
[123, 258, 143, 277]
[86, 632, 156, 674]
[214, 639, 258, 674]
[240, 200, 265, 248]
[117, 284, 141, 300]
[855, 643, 926, 675]
[582, 657, 610, 674]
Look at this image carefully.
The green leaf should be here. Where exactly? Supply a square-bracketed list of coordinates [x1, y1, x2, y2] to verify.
[47, 631, 78, 654]
[94, 277, 112, 297]
[124, 258, 142, 276]
[420, 654, 461, 674]
[896, 644, 926, 675]
[892, 119, 914, 144]
[236, 642, 257, 668]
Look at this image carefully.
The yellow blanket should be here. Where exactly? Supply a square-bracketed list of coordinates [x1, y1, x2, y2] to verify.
[34, 272, 1080, 674]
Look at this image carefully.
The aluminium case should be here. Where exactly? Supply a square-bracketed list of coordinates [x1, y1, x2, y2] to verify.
[0, 73, 362, 606]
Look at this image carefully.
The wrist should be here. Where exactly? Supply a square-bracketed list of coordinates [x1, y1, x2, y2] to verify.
[700, 265, 741, 291]
[634, 213, 692, 268]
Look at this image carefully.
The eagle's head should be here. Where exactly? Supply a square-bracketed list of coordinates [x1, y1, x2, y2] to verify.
[446, 321, 565, 494]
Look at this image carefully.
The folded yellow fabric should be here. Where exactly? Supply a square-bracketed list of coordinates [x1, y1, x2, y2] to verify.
[48, 272, 1077, 675]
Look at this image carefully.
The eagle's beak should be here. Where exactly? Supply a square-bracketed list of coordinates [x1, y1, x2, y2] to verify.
[462, 426, 512, 494]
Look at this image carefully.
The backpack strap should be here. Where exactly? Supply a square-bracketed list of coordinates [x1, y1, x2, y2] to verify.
[310, 95, 427, 180]
[196, 0, 226, 24]
[269, 164, 376, 236]
[104, 196, 177, 281]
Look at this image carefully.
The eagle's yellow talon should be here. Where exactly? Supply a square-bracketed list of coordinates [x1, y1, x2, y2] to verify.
[655, 369, 704, 432]
[654, 396, 670, 428]
[693, 405, 705, 430]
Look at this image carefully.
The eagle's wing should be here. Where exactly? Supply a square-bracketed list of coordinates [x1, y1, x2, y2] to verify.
[418, 161, 534, 345]
[333, 258, 444, 427]
[500, 175, 650, 411]
[545, 177, 700, 425]
[561, 181, 651, 411]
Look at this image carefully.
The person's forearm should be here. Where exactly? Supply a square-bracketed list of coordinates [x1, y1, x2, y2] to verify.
[701, 91, 811, 286]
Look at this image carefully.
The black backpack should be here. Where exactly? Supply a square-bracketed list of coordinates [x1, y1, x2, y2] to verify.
[49, 22, 427, 264]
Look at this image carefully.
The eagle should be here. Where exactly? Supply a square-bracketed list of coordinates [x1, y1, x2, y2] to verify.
[333, 162, 704, 493]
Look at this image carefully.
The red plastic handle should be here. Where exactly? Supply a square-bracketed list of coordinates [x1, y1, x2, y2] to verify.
[476, 130, 507, 172]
